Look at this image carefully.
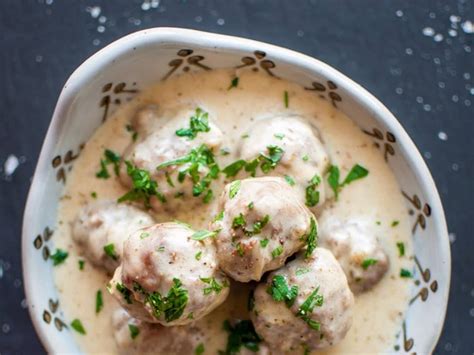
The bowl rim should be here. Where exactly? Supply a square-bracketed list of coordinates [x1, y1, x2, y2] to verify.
[22, 27, 450, 354]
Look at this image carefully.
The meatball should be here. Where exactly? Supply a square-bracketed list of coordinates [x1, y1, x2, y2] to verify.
[318, 214, 389, 293]
[251, 248, 354, 352]
[120, 105, 224, 213]
[211, 177, 316, 282]
[110, 222, 230, 325]
[71, 201, 154, 273]
[238, 115, 330, 210]
[112, 308, 205, 354]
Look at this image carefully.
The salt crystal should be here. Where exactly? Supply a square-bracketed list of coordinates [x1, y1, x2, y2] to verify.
[438, 82, 446, 89]
[151, 0, 159, 8]
[217, 18, 225, 26]
[195, 16, 202, 23]
[98, 16, 107, 24]
[429, 12, 436, 19]
[465, 99, 471, 107]
[141, 1, 151, 11]
[449, 232, 456, 243]
[424, 151, 432, 159]
[452, 95, 459, 102]
[448, 29, 457, 37]
[2, 324, 10, 334]
[35, 55, 43, 63]
[92, 38, 101, 46]
[4, 155, 19, 177]
[86, 6, 101, 19]
[21, 299, 28, 309]
[297, 30, 304, 37]
[422, 27, 435, 36]
[405, 48, 413, 55]
[395, 10, 403, 17]
[470, 88, 474, 95]
[438, 131, 448, 141]
[433, 33, 444, 42]
[449, 15, 461, 23]
[395, 87, 403, 95]
[97, 25, 105, 33]
[416, 96, 424, 103]
[423, 104, 431, 111]
[13, 279, 22, 288]
[461, 20, 474, 34]
[464, 45, 472, 53]
[464, 72, 471, 80]
[45, 0, 53, 4]
[470, 308, 474, 317]
[452, 163, 459, 171]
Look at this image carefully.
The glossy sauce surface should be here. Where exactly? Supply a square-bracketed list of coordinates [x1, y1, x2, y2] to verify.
[54, 69, 413, 354]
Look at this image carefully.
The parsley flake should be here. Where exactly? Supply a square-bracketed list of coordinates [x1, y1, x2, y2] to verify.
[200, 277, 227, 295]
[128, 324, 140, 339]
[103, 243, 118, 260]
[195, 251, 203, 260]
[260, 238, 269, 248]
[175, 108, 211, 140]
[396, 242, 405, 257]
[284, 91, 289, 108]
[400, 268, 413, 278]
[95, 290, 103, 314]
[195, 343, 205, 355]
[304, 218, 318, 258]
[222, 320, 261, 354]
[50, 249, 68, 266]
[116, 283, 133, 304]
[392, 220, 400, 227]
[305, 174, 321, 207]
[267, 275, 299, 307]
[296, 287, 324, 331]
[361, 258, 378, 269]
[70, 319, 86, 335]
[284, 175, 296, 186]
[118, 161, 165, 208]
[327, 164, 369, 199]
[229, 180, 241, 199]
[191, 229, 219, 241]
[96, 149, 121, 179]
[78, 260, 85, 270]
[146, 278, 188, 322]
[228, 77, 239, 90]
[271, 245, 283, 259]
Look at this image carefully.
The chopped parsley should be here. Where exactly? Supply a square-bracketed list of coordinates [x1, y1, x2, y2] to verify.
[70, 319, 86, 335]
[248, 201, 254, 210]
[302, 154, 309, 162]
[222, 320, 261, 354]
[361, 258, 378, 270]
[392, 220, 400, 227]
[140, 232, 150, 239]
[96, 149, 121, 179]
[228, 77, 239, 90]
[95, 290, 103, 314]
[126, 124, 138, 142]
[165, 172, 175, 187]
[296, 287, 324, 331]
[128, 324, 140, 339]
[78, 260, 85, 270]
[284, 175, 296, 186]
[175, 108, 211, 140]
[305, 174, 321, 207]
[103, 243, 118, 260]
[222, 145, 284, 178]
[115, 283, 133, 304]
[50, 249, 68, 266]
[156, 144, 219, 201]
[267, 275, 299, 307]
[90, 191, 97, 199]
[220, 147, 231, 156]
[235, 243, 245, 257]
[271, 245, 283, 259]
[400, 268, 413, 278]
[327, 164, 369, 199]
[156, 246, 165, 252]
[146, 278, 188, 322]
[195, 251, 203, 260]
[232, 213, 246, 229]
[118, 161, 165, 208]
[191, 229, 219, 241]
[229, 180, 241, 199]
[396, 242, 405, 257]
[296, 267, 310, 276]
[241, 133, 250, 139]
[200, 277, 227, 295]
[274, 133, 285, 140]
[195, 343, 205, 355]
[214, 210, 225, 222]
[203, 189, 213, 203]
[284, 90, 289, 108]
[304, 218, 318, 258]
[260, 238, 269, 248]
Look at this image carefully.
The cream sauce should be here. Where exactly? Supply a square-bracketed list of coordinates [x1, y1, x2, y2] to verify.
[53, 69, 413, 354]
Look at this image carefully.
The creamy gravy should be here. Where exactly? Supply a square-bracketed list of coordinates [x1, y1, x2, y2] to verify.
[54, 69, 413, 354]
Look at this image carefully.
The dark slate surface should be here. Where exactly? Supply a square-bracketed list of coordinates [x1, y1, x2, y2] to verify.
[0, 0, 472, 354]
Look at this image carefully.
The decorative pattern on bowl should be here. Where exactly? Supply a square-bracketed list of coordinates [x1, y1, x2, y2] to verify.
[22, 28, 450, 354]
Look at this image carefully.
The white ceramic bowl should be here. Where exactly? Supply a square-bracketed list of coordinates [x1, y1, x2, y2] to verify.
[22, 28, 450, 353]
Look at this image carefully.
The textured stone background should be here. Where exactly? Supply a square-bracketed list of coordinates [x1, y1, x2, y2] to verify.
[0, 1, 472, 353]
